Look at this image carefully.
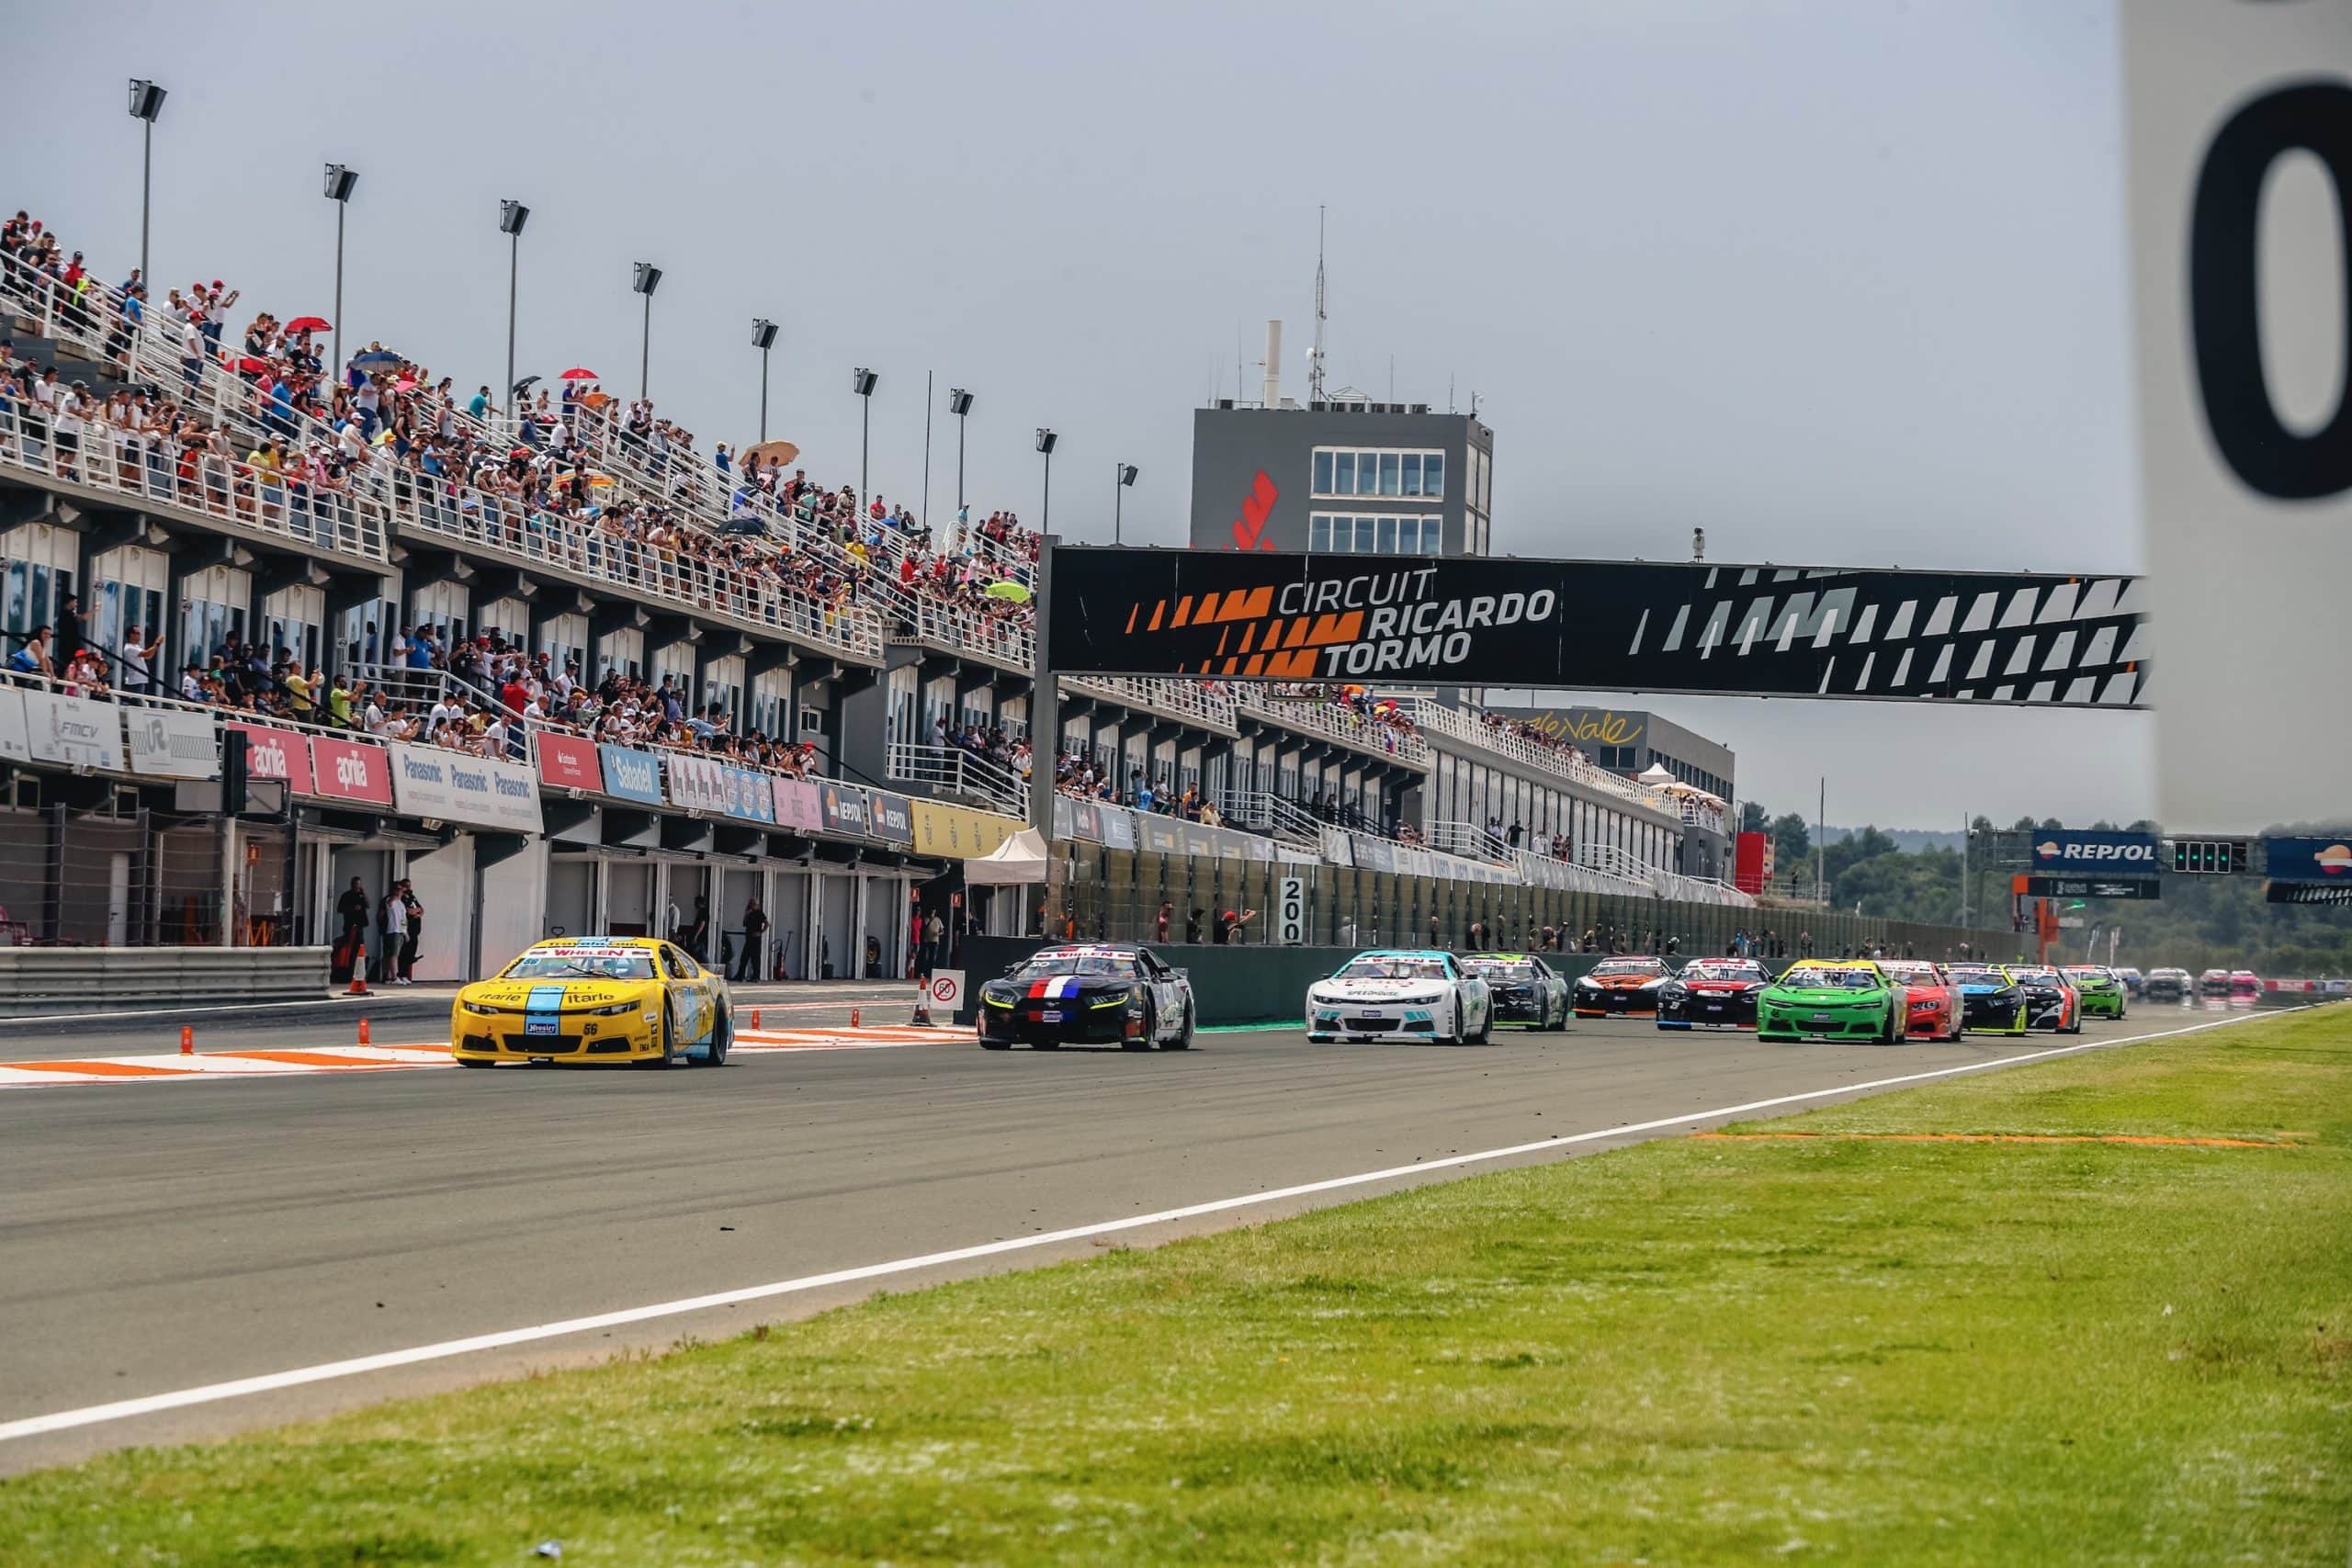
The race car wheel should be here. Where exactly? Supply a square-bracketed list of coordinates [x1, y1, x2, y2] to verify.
[695, 1004, 731, 1067]
[1880, 1001, 1903, 1044]
[1160, 999, 1194, 1051]
[979, 1035, 1012, 1050]
[1472, 998, 1493, 1044]
[1123, 998, 1155, 1052]
[1436, 1000, 1464, 1046]
[1945, 1011, 1965, 1043]
[458, 1056, 494, 1068]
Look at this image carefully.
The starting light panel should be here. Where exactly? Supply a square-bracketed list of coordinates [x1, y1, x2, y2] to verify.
[2167, 839, 2248, 874]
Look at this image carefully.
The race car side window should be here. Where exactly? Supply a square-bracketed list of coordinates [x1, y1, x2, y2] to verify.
[661, 947, 696, 980]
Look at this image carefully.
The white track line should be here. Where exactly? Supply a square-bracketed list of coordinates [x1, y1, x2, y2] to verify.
[0, 1005, 2307, 1444]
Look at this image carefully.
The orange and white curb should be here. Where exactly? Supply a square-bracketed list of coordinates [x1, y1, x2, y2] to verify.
[0, 1027, 969, 1089]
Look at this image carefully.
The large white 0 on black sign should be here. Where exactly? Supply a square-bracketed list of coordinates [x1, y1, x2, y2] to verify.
[2123, 2, 2352, 830]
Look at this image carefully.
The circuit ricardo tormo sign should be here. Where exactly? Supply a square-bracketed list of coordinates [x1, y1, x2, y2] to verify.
[1044, 547, 2149, 707]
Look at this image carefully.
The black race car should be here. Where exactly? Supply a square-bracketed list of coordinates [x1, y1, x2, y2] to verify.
[976, 943, 1195, 1050]
[1459, 953, 1569, 1030]
[1656, 958, 1770, 1030]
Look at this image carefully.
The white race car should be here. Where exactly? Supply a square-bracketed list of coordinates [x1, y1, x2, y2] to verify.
[1306, 950, 1493, 1044]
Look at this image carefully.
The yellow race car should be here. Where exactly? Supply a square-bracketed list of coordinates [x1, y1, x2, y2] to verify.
[452, 937, 733, 1068]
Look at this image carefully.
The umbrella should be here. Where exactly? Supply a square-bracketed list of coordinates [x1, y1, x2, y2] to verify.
[233, 356, 271, 375]
[395, 378, 416, 392]
[583, 471, 617, 488]
[286, 315, 330, 333]
[579, 389, 614, 410]
[352, 350, 401, 369]
[741, 438, 800, 468]
[559, 367, 598, 381]
[984, 580, 1032, 604]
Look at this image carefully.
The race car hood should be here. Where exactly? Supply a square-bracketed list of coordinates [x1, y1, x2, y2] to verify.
[1954, 979, 2014, 996]
[1676, 977, 1763, 993]
[1577, 974, 1665, 990]
[1310, 977, 1451, 1002]
[460, 979, 646, 1009]
[2067, 976, 2120, 993]
[1765, 983, 1887, 1005]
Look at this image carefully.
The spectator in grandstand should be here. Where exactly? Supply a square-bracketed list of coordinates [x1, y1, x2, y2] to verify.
[118, 624, 160, 698]
[8, 625, 52, 678]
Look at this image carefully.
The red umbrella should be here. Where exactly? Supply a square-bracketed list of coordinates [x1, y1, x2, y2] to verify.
[234, 356, 272, 375]
[559, 367, 598, 381]
[286, 315, 331, 333]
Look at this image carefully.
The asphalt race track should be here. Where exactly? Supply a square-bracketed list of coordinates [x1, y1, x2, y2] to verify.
[0, 998, 2279, 1473]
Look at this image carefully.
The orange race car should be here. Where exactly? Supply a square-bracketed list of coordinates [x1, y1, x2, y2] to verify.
[1571, 956, 1673, 1018]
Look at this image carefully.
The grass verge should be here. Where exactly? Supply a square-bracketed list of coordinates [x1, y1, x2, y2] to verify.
[6, 1009, 2349, 1564]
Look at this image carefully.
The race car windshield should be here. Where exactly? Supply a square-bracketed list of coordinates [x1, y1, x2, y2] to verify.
[1950, 968, 2006, 984]
[1336, 957, 1450, 981]
[1012, 953, 1138, 979]
[1681, 964, 1762, 981]
[1778, 965, 1879, 989]
[2012, 970, 2063, 985]
[1590, 961, 1663, 977]
[503, 949, 657, 981]
[1462, 959, 1537, 979]
[1882, 964, 1935, 982]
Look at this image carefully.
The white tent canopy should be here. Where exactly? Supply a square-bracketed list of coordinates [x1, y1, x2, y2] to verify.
[965, 827, 1050, 886]
[1636, 761, 1679, 788]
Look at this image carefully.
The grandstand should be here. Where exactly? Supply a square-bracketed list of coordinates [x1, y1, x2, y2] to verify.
[0, 188, 1770, 982]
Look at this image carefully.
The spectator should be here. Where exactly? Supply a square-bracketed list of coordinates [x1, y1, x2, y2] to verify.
[9, 625, 52, 677]
[735, 897, 768, 981]
[399, 879, 423, 983]
[379, 880, 409, 985]
[334, 876, 369, 980]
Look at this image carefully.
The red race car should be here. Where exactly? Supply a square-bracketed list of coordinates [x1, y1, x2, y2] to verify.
[1879, 959, 1965, 1041]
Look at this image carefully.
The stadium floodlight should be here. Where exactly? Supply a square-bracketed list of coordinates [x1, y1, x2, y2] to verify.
[852, 368, 879, 501]
[631, 263, 662, 399]
[1115, 462, 1138, 544]
[499, 201, 530, 423]
[323, 164, 358, 376]
[1035, 428, 1058, 533]
[947, 387, 975, 517]
[752, 318, 779, 441]
[127, 80, 166, 289]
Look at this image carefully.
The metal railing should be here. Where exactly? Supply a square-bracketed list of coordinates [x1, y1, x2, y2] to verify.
[1063, 674, 1241, 736]
[885, 740, 1024, 816]
[0, 402, 388, 561]
[380, 475, 882, 662]
[892, 599, 1035, 670]
[1407, 699, 1677, 814]
[1216, 790, 1325, 848]
[1237, 689, 1431, 767]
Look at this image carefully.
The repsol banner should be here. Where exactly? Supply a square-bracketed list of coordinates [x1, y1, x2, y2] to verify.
[2028, 829, 2161, 874]
[2263, 836, 2352, 886]
[1043, 547, 2150, 706]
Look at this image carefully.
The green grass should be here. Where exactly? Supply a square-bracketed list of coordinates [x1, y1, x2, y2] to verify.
[7, 1010, 2351, 1565]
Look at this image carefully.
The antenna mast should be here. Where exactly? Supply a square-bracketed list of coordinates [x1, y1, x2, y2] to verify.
[1308, 205, 1329, 403]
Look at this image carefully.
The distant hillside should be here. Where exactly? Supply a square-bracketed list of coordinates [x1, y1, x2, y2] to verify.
[1820, 825, 1963, 853]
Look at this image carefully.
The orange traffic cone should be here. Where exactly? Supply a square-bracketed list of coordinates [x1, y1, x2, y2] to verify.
[357, 1018, 372, 1047]
[179, 1024, 193, 1055]
[850, 1007, 861, 1029]
[751, 1008, 762, 1030]
[910, 981, 933, 1027]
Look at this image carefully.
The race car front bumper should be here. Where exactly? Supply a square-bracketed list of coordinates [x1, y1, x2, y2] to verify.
[1306, 999, 1445, 1041]
[1757, 1001, 1890, 1041]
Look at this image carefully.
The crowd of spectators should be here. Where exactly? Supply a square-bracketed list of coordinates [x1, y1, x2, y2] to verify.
[1476, 707, 1592, 769]
[1053, 752, 1226, 826]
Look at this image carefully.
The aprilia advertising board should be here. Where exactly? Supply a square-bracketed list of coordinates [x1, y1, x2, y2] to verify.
[310, 737, 395, 807]
[227, 723, 313, 795]
[2028, 830, 2161, 874]
[2120, 3, 2352, 828]
[1044, 547, 2149, 707]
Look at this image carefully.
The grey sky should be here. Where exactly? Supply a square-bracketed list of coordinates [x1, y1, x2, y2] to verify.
[8, 0, 2150, 828]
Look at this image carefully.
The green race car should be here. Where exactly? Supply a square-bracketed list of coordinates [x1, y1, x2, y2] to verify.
[2062, 965, 2127, 1021]
[1756, 960, 1906, 1043]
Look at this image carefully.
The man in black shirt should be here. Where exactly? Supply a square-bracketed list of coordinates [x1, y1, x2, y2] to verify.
[334, 876, 368, 981]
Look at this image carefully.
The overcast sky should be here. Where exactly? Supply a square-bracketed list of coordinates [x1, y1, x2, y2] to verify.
[9, 0, 2151, 829]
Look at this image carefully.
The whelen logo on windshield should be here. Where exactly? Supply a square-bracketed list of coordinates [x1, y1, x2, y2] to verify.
[2034, 839, 2158, 864]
